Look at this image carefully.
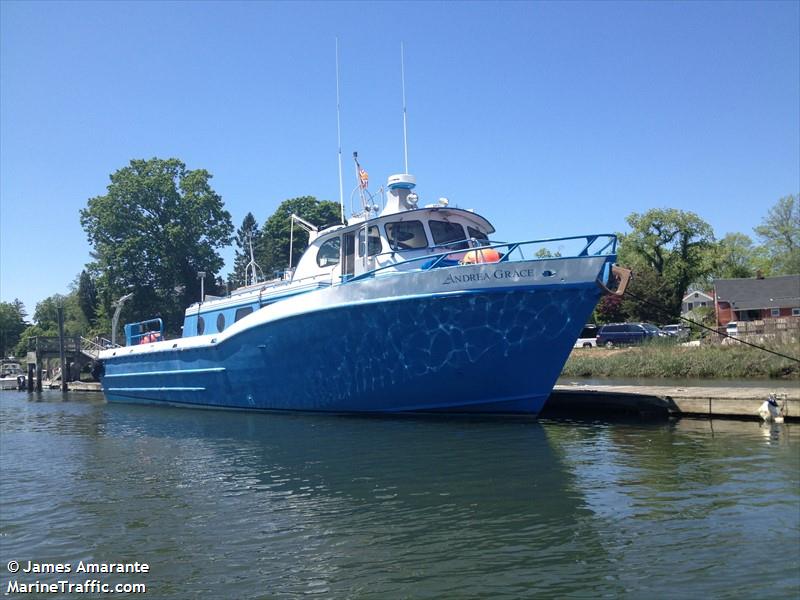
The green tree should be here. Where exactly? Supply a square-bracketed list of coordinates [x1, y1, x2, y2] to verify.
[80, 158, 234, 335]
[618, 208, 715, 319]
[753, 195, 800, 275]
[32, 293, 89, 338]
[620, 266, 675, 323]
[0, 299, 28, 358]
[77, 270, 98, 324]
[712, 232, 756, 279]
[256, 197, 342, 278]
[227, 212, 262, 289]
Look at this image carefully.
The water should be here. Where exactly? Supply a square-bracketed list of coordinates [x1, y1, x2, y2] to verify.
[1, 390, 798, 599]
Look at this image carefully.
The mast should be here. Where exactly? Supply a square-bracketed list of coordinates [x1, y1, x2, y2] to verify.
[401, 41, 409, 174]
[336, 38, 345, 224]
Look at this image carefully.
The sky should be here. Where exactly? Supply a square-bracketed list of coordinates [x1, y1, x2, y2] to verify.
[1, 1, 798, 317]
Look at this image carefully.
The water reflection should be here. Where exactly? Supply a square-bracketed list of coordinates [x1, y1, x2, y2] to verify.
[1, 391, 798, 599]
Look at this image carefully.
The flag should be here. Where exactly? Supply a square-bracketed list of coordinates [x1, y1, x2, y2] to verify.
[359, 166, 369, 189]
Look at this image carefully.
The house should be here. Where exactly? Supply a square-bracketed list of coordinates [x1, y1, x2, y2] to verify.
[681, 289, 714, 317]
[714, 274, 800, 326]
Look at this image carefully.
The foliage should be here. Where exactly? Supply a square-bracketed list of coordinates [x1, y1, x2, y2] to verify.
[227, 212, 262, 289]
[711, 232, 756, 279]
[256, 197, 342, 278]
[753, 194, 800, 275]
[80, 158, 233, 335]
[619, 266, 676, 324]
[77, 270, 98, 324]
[564, 338, 799, 380]
[618, 208, 715, 320]
[0, 299, 28, 358]
[594, 294, 625, 324]
[31, 293, 89, 338]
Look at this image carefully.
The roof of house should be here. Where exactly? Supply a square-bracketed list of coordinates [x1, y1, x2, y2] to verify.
[682, 289, 714, 303]
[714, 275, 800, 310]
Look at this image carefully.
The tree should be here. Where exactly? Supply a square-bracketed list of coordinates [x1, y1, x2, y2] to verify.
[80, 158, 234, 335]
[712, 232, 756, 279]
[77, 270, 98, 324]
[256, 197, 342, 278]
[618, 208, 715, 319]
[0, 299, 28, 358]
[753, 195, 800, 275]
[227, 212, 262, 289]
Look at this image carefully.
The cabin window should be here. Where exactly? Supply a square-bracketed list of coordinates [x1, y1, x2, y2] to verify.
[385, 220, 427, 251]
[467, 226, 489, 242]
[217, 313, 226, 332]
[358, 226, 382, 257]
[317, 237, 341, 267]
[430, 220, 468, 249]
[235, 306, 254, 322]
[197, 316, 205, 335]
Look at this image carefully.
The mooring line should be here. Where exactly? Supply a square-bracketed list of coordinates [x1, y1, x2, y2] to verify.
[622, 289, 800, 363]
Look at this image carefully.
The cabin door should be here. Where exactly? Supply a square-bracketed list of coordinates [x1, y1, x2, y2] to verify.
[342, 232, 356, 279]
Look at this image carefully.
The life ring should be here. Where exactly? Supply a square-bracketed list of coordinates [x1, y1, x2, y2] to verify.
[460, 247, 501, 264]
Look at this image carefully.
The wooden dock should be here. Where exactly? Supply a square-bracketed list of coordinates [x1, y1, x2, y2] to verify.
[546, 382, 799, 420]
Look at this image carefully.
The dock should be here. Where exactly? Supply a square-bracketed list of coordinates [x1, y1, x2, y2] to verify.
[545, 382, 799, 420]
[27, 377, 799, 421]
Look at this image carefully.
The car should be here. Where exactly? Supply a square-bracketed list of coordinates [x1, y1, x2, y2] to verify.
[662, 324, 690, 340]
[596, 322, 664, 347]
[573, 324, 598, 348]
[726, 321, 738, 336]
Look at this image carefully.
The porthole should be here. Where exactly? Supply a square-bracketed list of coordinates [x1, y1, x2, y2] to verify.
[197, 316, 205, 335]
[217, 313, 225, 332]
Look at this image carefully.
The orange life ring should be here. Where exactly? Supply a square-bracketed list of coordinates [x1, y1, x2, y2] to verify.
[461, 248, 501, 264]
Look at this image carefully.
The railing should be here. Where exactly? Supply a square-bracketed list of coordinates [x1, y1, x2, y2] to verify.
[80, 336, 116, 358]
[125, 318, 165, 346]
[347, 233, 618, 284]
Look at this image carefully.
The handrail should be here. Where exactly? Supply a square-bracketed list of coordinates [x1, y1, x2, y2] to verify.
[347, 233, 618, 284]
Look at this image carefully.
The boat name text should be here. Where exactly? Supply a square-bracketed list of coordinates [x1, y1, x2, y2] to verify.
[442, 268, 535, 285]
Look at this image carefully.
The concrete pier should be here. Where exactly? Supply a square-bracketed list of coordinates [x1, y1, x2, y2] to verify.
[547, 382, 799, 420]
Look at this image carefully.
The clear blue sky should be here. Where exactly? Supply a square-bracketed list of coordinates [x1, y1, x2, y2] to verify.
[2, 1, 798, 317]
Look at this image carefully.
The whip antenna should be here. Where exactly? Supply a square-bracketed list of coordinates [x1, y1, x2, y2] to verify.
[336, 38, 345, 223]
[401, 42, 409, 174]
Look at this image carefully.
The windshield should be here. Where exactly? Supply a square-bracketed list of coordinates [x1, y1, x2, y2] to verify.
[642, 324, 659, 332]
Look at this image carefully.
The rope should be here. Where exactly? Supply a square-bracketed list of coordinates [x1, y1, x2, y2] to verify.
[622, 289, 800, 363]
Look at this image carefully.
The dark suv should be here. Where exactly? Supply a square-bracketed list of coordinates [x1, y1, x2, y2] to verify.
[596, 323, 663, 347]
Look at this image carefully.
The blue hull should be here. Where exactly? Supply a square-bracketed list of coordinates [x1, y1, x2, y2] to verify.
[102, 285, 601, 415]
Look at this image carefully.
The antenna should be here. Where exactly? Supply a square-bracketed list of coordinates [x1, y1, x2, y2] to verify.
[401, 42, 409, 174]
[335, 38, 345, 224]
[245, 234, 262, 286]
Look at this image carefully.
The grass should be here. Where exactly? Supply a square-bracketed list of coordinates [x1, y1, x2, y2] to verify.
[562, 338, 800, 380]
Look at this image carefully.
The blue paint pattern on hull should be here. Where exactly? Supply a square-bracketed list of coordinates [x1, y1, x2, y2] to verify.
[102, 285, 601, 415]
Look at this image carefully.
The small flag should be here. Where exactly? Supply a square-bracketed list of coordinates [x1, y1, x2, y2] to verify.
[359, 166, 369, 189]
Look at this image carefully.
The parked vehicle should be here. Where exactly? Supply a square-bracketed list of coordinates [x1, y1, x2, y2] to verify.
[596, 322, 664, 347]
[726, 321, 738, 336]
[662, 324, 690, 340]
[573, 325, 598, 348]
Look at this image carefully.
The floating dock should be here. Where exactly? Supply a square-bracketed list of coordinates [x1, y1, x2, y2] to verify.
[546, 382, 799, 420]
[32, 380, 800, 421]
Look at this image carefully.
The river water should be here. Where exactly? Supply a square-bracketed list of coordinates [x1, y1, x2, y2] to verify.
[1, 390, 798, 599]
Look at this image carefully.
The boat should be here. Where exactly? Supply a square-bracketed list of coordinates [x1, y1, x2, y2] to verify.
[97, 167, 629, 415]
[0, 362, 26, 390]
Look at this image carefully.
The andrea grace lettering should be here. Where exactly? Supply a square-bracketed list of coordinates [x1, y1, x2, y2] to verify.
[442, 268, 536, 286]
